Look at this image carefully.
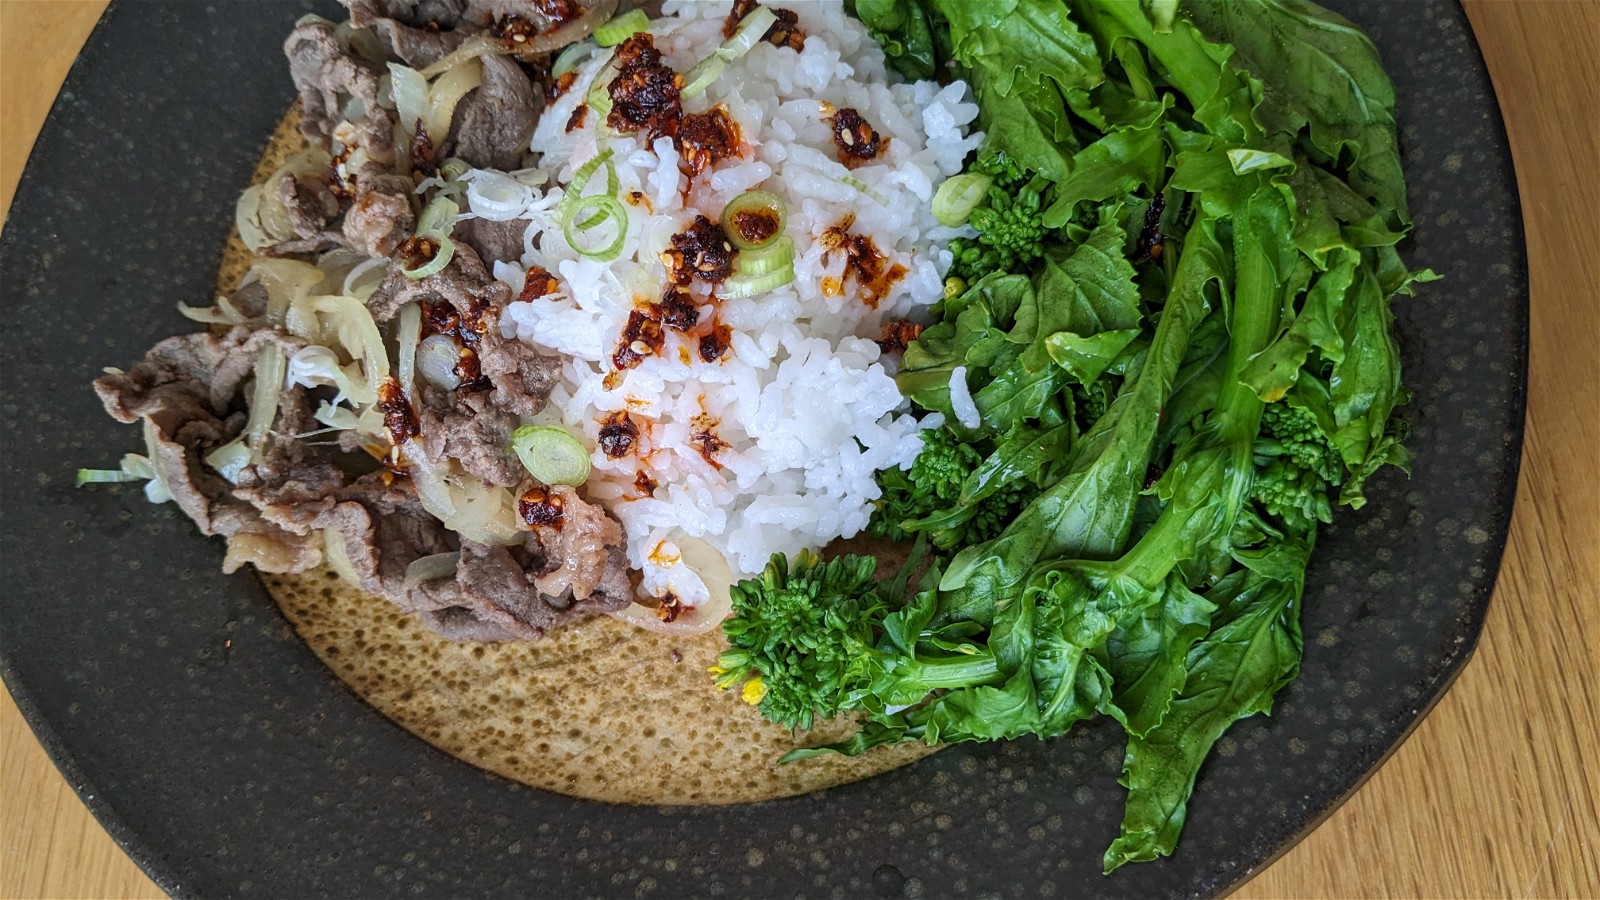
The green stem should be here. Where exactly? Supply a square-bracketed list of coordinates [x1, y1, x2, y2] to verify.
[913, 651, 1002, 689]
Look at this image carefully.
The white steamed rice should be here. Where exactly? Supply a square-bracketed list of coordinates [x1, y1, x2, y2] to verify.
[459, 0, 979, 607]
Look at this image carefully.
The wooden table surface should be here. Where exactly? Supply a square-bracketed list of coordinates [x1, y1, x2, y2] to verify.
[3, 1, 1596, 897]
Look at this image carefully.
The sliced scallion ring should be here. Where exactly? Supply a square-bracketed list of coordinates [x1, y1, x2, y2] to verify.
[511, 425, 592, 486]
[594, 8, 649, 47]
[680, 5, 777, 99]
[552, 39, 596, 78]
[720, 190, 787, 251]
[720, 264, 796, 299]
[931, 172, 992, 227]
[401, 234, 456, 280]
[76, 468, 142, 486]
[731, 234, 794, 278]
[681, 56, 727, 99]
[562, 194, 629, 261]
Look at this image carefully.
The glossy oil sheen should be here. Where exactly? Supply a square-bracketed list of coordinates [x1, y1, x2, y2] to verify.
[0, 1, 1525, 896]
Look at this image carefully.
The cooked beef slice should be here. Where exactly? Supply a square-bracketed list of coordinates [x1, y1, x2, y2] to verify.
[269, 172, 346, 257]
[93, 327, 325, 573]
[527, 485, 631, 603]
[284, 18, 386, 148]
[453, 216, 529, 266]
[343, 163, 416, 258]
[360, 15, 468, 67]
[415, 383, 524, 486]
[446, 54, 539, 170]
[365, 242, 561, 419]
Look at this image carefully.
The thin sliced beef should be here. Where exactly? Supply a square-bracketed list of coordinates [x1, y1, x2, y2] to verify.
[343, 163, 416, 258]
[270, 172, 345, 257]
[284, 18, 386, 148]
[359, 16, 467, 67]
[453, 216, 529, 266]
[415, 383, 524, 486]
[446, 54, 540, 170]
[366, 242, 560, 420]
[526, 484, 630, 602]
[93, 327, 325, 573]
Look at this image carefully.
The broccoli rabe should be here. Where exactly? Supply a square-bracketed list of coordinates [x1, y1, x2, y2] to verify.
[1251, 403, 1344, 529]
[870, 428, 1033, 548]
[948, 155, 1051, 282]
[714, 552, 884, 730]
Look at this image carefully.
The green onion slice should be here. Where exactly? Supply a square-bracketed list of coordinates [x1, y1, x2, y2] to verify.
[511, 425, 592, 486]
[76, 468, 141, 486]
[552, 39, 596, 78]
[680, 5, 777, 99]
[732, 234, 794, 278]
[839, 175, 889, 207]
[931, 173, 992, 227]
[720, 190, 787, 251]
[562, 195, 629, 261]
[594, 8, 649, 47]
[720, 264, 796, 299]
[401, 235, 456, 280]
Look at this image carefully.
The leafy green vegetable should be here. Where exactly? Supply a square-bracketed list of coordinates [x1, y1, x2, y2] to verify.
[719, 0, 1432, 873]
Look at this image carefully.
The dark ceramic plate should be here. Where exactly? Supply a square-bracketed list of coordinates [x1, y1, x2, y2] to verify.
[0, 1, 1525, 897]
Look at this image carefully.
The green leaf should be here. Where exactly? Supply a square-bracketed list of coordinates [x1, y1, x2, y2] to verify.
[1045, 328, 1143, 384]
[1103, 568, 1304, 873]
[1101, 575, 1217, 736]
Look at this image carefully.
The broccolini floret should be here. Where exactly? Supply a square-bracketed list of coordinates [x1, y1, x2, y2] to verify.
[1251, 403, 1344, 529]
[714, 551, 884, 731]
[948, 155, 1050, 282]
[870, 428, 1031, 548]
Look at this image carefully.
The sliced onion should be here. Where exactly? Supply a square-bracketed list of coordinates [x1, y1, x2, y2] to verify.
[404, 551, 461, 589]
[395, 302, 423, 400]
[610, 535, 734, 635]
[322, 528, 361, 585]
[286, 294, 389, 405]
[404, 439, 459, 520]
[417, 333, 464, 390]
[234, 184, 271, 251]
[204, 343, 286, 483]
[424, 57, 483, 142]
[401, 235, 456, 280]
[249, 258, 324, 325]
[342, 256, 390, 299]
[464, 170, 532, 220]
[389, 63, 430, 142]
[138, 420, 174, 504]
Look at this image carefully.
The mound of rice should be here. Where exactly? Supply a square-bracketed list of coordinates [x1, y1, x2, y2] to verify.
[462, 0, 979, 609]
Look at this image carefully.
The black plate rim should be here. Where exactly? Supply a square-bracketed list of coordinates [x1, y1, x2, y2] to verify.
[0, 0, 1529, 896]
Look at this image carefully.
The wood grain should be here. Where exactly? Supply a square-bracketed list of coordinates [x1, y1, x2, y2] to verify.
[2, 1, 1596, 897]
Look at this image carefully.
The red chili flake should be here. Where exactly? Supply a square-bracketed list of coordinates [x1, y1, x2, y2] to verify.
[677, 106, 742, 178]
[613, 308, 665, 370]
[723, 0, 804, 50]
[377, 376, 421, 445]
[607, 34, 683, 141]
[687, 413, 728, 469]
[597, 410, 641, 459]
[656, 592, 683, 623]
[625, 190, 653, 213]
[453, 346, 492, 394]
[875, 319, 924, 355]
[516, 265, 562, 302]
[547, 70, 579, 101]
[633, 470, 658, 498]
[409, 119, 437, 178]
[457, 297, 494, 342]
[565, 103, 589, 133]
[518, 486, 566, 530]
[422, 299, 461, 335]
[829, 107, 884, 168]
[820, 215, 907, 309]
[491, 15, 538, 46]
[397, 234, 443, 272]
[699, 322, 732, 363]
[328, 146, 355, 200]
[667, 215, 736, 285]
[731, 207, 779, 246]
[658, 287, 700, 331]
